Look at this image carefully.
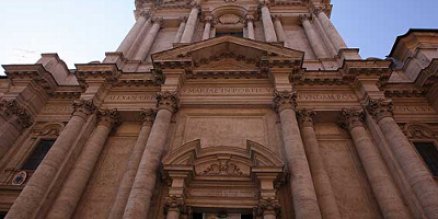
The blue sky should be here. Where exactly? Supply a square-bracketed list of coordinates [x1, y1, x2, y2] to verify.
[0, 0, 437, 71]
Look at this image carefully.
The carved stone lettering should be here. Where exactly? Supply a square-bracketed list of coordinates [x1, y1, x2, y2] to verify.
[41, 104, 73, 115]
[105, 94, 155, 103]
[393, 105, 436, 114]
[297, 93, 357, 102]
[181, 87, 274, 95]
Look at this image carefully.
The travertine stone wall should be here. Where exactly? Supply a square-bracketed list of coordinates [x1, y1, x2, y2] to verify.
[315, 123, 383, 219]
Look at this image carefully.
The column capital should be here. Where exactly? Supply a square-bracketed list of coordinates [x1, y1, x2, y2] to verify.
[164, 195, 185, 213]
[255, 197, 281, 217]
[273, 90, 297, 112]
[297, 109, 316, 128]
[245, 14, 255, 23]
[273, 15, 282, 21]
[139, 11, 150, 19]
[72, 99, 97, 118]
[0, 99, 33, 129]
[139, 108, 156, 126]
[340, 108, 365, 130]
[151, 16, 164, 24]
[298, 14, 312, 25]
[97, 109, 120, 128]
[366, 98, 393, 121]
[156, 91, 179, 113]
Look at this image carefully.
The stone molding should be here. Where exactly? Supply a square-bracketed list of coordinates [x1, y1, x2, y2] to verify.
[0, 99, 33, 129]
[156, 91, 179, 113]
[366, 99, 393, 121]
[297, 109, 316, 128]
[139, 108, 157, 126]
[97, 109, 120, 128]
[72, 99, 97, 118]
[340, 108, 365, 130]
[273, 90, 297, 112]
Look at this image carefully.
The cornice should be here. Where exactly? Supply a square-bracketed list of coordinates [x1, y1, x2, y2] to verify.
[2, 64, 58, 95]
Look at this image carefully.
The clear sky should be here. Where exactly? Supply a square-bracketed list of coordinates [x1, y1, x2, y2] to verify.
[0, 0, 437, 73]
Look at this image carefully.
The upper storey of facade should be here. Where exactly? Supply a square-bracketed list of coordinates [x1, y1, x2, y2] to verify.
[104, 0, 355, 73]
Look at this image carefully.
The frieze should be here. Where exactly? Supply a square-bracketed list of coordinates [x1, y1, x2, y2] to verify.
[393, 105, 436, 114]
[104, 94, 155, 103]
[188, 188, 256, 198]
[41, 104, 73, 115]
[297, 93, 357, 102]
[181, 87, 274, 95]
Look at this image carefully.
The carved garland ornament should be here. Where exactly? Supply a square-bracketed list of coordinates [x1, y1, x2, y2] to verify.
[0, 99, 33, 129]
[200, 160, 244, 176]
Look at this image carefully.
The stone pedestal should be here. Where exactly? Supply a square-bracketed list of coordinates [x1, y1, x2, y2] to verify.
[109, 109, 155, 219]
[367, 99, 438, 219]
[298, 110, 341, 219]
[6, 100, 96, 219]
[341, 109, 412, 219]
[47, 109, 120, 219]
[123, 92, 179, 219]
[274, 91, 322, 219]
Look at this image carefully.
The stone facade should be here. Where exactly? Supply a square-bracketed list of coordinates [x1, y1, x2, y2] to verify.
[0, 0, 437, 218]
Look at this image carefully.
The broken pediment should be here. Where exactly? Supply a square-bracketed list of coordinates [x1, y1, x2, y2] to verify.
[152, 36, 304, 71]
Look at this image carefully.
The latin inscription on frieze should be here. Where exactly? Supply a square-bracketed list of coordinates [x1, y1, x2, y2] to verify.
[393, 105, 436, 114]
[41, 104, 73, 115]
[188, 188, 256, 198]
[105, 94, 155, 103]
[182, 87, 274, 95]
[297, 93, 357, 102]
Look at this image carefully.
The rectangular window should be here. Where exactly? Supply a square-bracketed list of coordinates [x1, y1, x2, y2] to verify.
[414, 142, 438, 176]
[21, 139, 55, 171]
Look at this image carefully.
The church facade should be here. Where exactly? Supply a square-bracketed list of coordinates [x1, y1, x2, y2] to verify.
[0, 0, 437, 218]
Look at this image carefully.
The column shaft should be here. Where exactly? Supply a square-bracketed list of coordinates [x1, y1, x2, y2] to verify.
[261, 5, 278, 42]
[180, 7, 199, 43]
[298, 111, 341, 219]
[247, 20, 255, 40]
[123, 103, 175, 218]
[316, 11, 347, 50]
[126, 18, 152, 58]
[47, 110, 118, 219]
[342, 110, 411, 219]
[202, 20, 211, 40]
[6, 100, 95, 219]
[117, 15, 148, 54]
[166, 210, 180, 219]
[273, 17, 287, 43]
[174, 18, 187, 44]
[133, 20, 161, 61]
[301, 16, 329, 59]
[378, 116, 438, 218]
[312, 12, 337, 56]
[263, 214, 276, 219]
[109, 111, 154, 219]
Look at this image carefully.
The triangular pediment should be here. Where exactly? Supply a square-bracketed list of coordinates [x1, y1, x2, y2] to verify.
[152, 36, 304, 68]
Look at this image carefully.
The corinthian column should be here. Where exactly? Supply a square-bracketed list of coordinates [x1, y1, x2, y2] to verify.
[133, 18, 162, 61]
[341, 109, 412, 219]
[6, 100, 96, 219]
[366, 99, 438, 219]
[0, 100, 33, 159]
[297, 110, 341, 219]
[123, 92, 179, 219]
[174, 17, 187, 44]
[117, 13, 149, 54]
[260, 2, 278, 42]
[109, 109, 156, 219]
[47, 109, 120, 219]
[273, 16, 287, 44]
[202, 16, 212, 40]
[180, 5, 199, 43]
[300, 15, 329, 59]
[245, 15, 255, 40]
[273, 91, 322, 219]
[315, 10, 347, 50]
